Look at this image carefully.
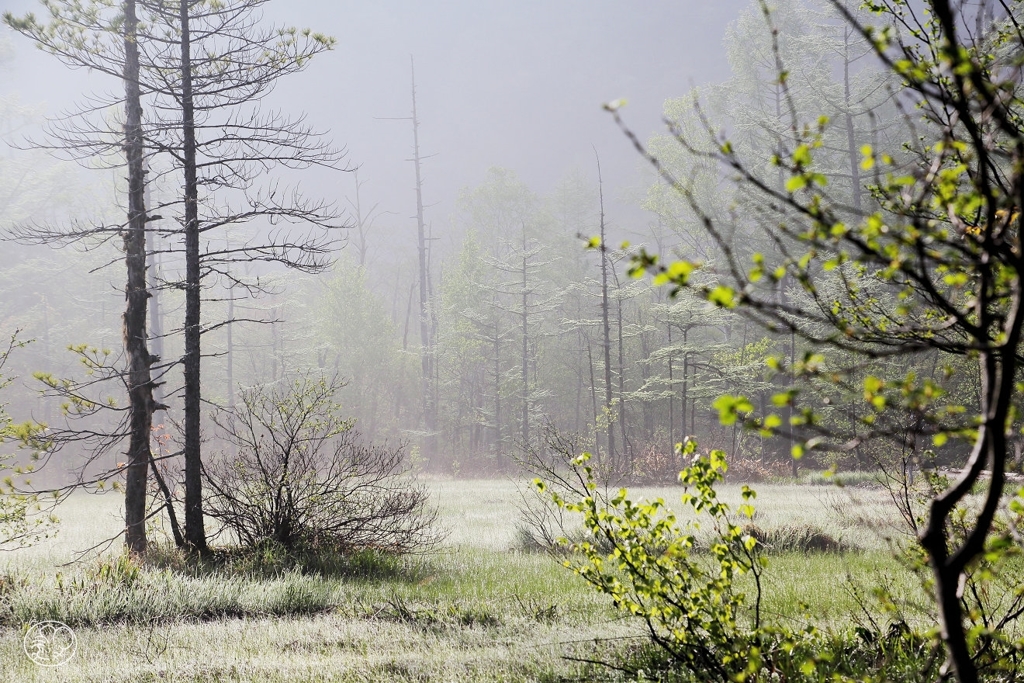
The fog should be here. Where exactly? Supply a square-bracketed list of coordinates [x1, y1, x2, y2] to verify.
[3, 0, 746, 234]
[0, 0, 924, 486]
[0, 3, 1017, 680]
[0, 0, 756, 480]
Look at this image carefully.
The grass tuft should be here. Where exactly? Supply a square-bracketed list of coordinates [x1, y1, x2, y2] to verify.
[791, 470, 885, 488]
[743, 523, 851, 553]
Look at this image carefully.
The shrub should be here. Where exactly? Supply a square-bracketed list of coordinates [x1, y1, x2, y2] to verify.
[537, 439, 766, 681]
[515, 427, 624, 555]
[536, 436, 941, 682]
[724, 456, 792, 483]
[203, 375, 438, 554]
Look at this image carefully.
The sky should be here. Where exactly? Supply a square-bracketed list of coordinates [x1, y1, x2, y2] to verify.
[1, 0, 750, 254]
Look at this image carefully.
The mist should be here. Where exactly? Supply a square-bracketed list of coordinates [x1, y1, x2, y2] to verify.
[0, 0, 751, 478]
[0, 1, 1012, 680]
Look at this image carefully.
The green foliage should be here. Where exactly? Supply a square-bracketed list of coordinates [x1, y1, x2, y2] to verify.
[538, 440, 766, 680]
[314, 258, 411, 441]
[535, 437, 947, 682]
[0, 332, 56, 550]
[876, 466, 1024, 678]
[619, 1, 1024, 678]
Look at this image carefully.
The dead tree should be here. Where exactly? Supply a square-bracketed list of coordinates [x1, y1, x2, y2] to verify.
[347, 168, 389, 268]
[595, 151, 615, 466]
[379, 57, 436, 461]
[121, 0, 157, 553]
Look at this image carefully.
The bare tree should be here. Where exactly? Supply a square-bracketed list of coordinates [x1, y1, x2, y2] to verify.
[5, 0, 160, 553]
[121, 0, 158, 553]
[595, 151, 614, 465]
[347, 168, 389, 268]
[380, 58, 436, 461]
[135, 0, 344, 552]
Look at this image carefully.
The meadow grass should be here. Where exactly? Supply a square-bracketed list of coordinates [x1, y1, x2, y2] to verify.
[0, 478, 921, 681]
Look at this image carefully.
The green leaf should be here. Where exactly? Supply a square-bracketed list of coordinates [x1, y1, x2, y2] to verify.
[713, 395, 753, 426]
[786, 175, 807, 192]
[708, 285, 737, 309]
[793, 144, 812, 167]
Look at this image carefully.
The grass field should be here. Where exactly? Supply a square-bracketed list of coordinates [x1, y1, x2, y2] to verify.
[0, 478, 919, 682]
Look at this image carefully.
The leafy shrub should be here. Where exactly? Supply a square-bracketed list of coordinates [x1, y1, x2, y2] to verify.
[536, 437, 943, 682]
[203, 375, 438, 554]
[86, 553, 142, 587]
[538, 440, 765, 681]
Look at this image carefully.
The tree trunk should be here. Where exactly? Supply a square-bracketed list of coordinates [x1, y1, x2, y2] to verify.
[574, 328, 582, 434]
[403, 280, 415, 351]
[587, 342, 599, 458]
[596, 151, 615, 466]
[921, 293, 1023, 683]
[180, 0, 207, 554]
[521, 225, 529, 448]
[226, 289, 234, 410]
[639, 308, 653, 442]
[668, 323, 674, 460]
[410, 58, 435, 462]
[353, 168, 368, 267]
[493, 319, 501, 458]
[732, 322, 748, 459]
[122, 0, 152, 554]
[843, 25, 863, 214]
[681, 328, 689, 439]
[616, 280, 627, 471]
[789, 327, 797, 478]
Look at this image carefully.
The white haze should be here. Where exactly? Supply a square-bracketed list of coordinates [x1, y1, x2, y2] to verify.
[2, 0, 747, 243]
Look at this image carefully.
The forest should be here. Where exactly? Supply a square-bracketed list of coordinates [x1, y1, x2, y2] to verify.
[0, 0, 1022, 682]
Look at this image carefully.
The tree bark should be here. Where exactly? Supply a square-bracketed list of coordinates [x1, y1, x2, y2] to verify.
[616, 277, 627, 470]
[180, 0, 207, 554]
[843, 24, 863, 214]
[681, 328, 689, 439]
[639, 307, 653, 443]
[921, 287, 1024, 683]
[667, 323, 675, 463]
[122, 0, 152, 554]
[493, 316, 502, 458]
